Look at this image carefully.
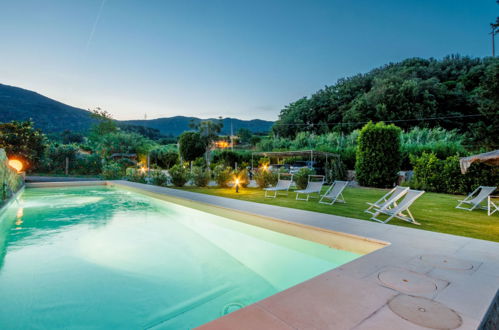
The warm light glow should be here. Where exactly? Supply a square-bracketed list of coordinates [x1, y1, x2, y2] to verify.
[8, 159, 23, 172]
[139, 167, 147, 173]
[262, 164, 268, 171]
[235, 178, 240, 186]
[214, 140, 230, 149]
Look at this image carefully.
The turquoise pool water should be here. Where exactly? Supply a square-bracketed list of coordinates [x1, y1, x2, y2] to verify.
[0, 186, 360, 329]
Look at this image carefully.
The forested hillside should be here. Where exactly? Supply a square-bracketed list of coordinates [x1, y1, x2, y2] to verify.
[0, 84, 96, 132]
[273, 56, 498, 148]
[124, 117, 273, 136]
[0, 84, 273, 136]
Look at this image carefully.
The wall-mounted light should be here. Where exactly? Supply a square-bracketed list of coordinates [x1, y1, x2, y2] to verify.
[8, 159, 23, 173]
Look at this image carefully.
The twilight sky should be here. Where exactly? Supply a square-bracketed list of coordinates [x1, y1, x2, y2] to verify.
[0, 0, 496, 121]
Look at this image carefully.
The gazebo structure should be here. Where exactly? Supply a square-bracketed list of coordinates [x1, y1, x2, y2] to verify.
[251, 150, 340, 182]
[459, 150, 499, 174]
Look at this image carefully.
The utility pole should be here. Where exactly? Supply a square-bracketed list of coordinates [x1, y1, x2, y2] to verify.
[230, 119, 234, 151]
[491, 25, 497, 57]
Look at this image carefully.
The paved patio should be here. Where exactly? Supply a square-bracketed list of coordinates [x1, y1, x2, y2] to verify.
[25, 180, 499, 329]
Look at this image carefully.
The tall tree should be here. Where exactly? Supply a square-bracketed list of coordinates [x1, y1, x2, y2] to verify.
[0, 120, 46, 169]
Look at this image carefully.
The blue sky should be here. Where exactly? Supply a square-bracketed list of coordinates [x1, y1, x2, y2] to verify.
[0, 0, 496, 120]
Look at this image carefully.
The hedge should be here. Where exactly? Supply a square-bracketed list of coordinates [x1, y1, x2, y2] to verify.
[355, 122, 402, 188]
[410, 152, 499, 194]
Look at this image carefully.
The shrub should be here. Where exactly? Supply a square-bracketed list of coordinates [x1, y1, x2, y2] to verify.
[213, 164, 233, 188]
[213, 150, 240, 167]
[168, 164, 189, 187]
[294, 167, 315, 189]
[254, 168, 278, 188]
[326, 157, 347, 182]
[102, 162, 124, 180]
[193, 157, 206, 168]
[73, 153, 102, 175]
[355, 122, 402, 188]
[410, 152, 499, 194]
[191, 166, 210, 187]
[410, 152, 443, 192]
[150, 146, 178, 169]
[150, 170, 169, 186]
[125, 168, 147, 183]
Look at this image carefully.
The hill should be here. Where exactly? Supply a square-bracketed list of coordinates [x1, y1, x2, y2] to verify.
[0, 84, 95, 132]
[0, 84, 273, 136]
[273, 55, 498, 148]
[123, 117, 273, 136]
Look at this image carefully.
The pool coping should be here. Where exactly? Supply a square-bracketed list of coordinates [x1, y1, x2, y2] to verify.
[24, 180, 499, 329]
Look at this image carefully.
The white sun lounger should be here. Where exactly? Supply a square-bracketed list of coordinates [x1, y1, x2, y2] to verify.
[263, 173, 294, 198]
[319, 180, 349, 205]
[456, 186, 496, 211]
[295, 175, 325, 201]
[370, 189, 425, 225]
[365, 186, 409, 215]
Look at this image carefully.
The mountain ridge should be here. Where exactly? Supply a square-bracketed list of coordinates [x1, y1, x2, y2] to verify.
[0, 83, 273, 136]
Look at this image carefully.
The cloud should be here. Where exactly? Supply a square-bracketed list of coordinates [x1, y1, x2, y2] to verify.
[85, 0, 107, 52]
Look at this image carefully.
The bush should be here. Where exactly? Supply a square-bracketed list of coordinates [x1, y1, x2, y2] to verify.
[150, 146, 178, 169]
[410, 153, 443, 192]
[213, 164, 233, 188]
[294, 167, 315, 189]
[355, 122, 402, 188]
[254, 168, 278, 188]
[73, 153, 101, 175]
[102, 162, 124, 180]
[191, 166, 210, 187]
[125, 168, 147, 183]
[193, 157, 206, 168]
[410, 152, 499, 194]
[150, 170, 169, 186]
[0, 149, 23, 201]
[212, 150, 252, 167]
[168, 164, 189, 187]
[326, 157, 347, 182]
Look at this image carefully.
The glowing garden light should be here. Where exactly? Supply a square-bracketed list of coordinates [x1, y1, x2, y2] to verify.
[8, 159, 23, 173]
[234, 177, 240, 193]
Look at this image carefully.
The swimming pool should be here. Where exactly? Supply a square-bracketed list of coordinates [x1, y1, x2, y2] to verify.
[0, 186, 361, 329]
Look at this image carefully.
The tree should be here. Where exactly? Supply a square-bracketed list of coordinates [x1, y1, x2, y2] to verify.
[150, 145, 179, 168]
[271, 56, 499, 149]
[88, 108, 118, 142]
[189, 119, 223, 162]
[178, 132, 206, 162]
[0, 120, 46, 169]
[95, 131, 155, 159]
[61, 130, 85, 144]
[237, 128, 252, 144]
[468, 59, 499, 149]
[355, 122, 402, 188]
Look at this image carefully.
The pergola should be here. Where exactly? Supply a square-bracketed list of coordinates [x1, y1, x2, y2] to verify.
[251, 150, 340, 181]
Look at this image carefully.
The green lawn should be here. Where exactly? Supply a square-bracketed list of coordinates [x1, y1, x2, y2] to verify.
[173, 186, 499, 242]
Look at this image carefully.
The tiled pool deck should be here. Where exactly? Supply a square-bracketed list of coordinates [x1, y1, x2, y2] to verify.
[25, 181, 499, 329]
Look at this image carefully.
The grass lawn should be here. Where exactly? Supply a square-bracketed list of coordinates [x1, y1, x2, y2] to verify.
[173, 186, 499, 242]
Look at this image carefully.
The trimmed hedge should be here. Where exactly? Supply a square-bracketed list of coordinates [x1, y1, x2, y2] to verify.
[410, 152, 499, 194]
[355, 122, 402, 188]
